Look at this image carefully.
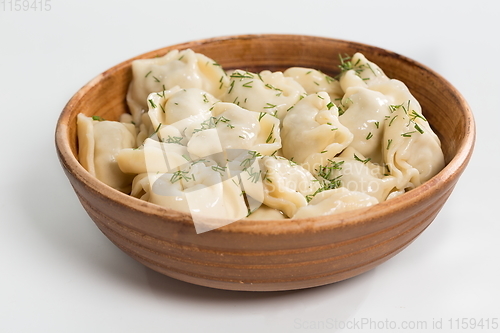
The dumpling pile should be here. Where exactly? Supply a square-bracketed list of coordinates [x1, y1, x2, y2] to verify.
[77, 49, 445, 228]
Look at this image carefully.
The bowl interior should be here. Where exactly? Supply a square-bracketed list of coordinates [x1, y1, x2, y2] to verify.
[61, 34, 471, 168]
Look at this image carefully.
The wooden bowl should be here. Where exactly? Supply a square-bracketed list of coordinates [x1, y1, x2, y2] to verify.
[55, 34, 475, 291]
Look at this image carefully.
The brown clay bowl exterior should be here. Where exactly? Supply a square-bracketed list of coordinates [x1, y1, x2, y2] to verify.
[55, 34, 475, 291]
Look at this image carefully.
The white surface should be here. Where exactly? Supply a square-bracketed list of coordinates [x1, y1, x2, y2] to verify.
[1, 1, 498, 332]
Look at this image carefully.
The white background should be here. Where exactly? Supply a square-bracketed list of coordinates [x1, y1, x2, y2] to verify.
[1, 1, 499, 332]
